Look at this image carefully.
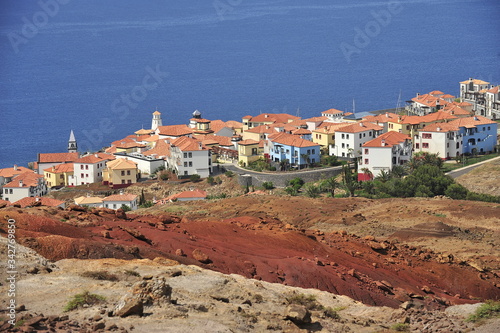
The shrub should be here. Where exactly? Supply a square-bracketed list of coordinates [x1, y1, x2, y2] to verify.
[81, 271, 118, 281]
[288, 177, 304, 189]
[190, 174, 201, 182]
[120, 204, 132, 212]
[262, 181, 274, 190]
[64, 291, 106, 312]
[324, 307, 340, 319]
[286, 293, 324, 311]
[124, 269, 140, 277]
[391, 323, 410, 332]
[139, 201, 154, 208]
[304, 183, 321, 198]
[445, 183, 468, 200]
[225, 171, 234, 177]
[206, 175, 215, 185]
[159, 172, 169, 181]
[285, 186, 298, 196]
[466, 300, 500, 323]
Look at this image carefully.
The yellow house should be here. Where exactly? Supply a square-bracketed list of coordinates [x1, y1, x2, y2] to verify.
[311, 123, 347, 152]
[102, 158, 138, 188]
[44, 163, 74, 188]
[238, 139, 261, 166]
[387, 111, 457, 142]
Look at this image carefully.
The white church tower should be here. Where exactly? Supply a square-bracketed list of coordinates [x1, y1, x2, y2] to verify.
[151, 110, 163, 131]
[68, 130, 78, 153]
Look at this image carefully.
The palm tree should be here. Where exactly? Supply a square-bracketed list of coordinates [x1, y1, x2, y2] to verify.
[375, 169, 390, 182]
[300, 154, 310, 169]
[320, 177, 338, 196]
[360, 167, 373, 180]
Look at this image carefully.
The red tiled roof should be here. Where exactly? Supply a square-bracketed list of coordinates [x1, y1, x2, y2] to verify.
[225, 120, 243, 129]
[429, 90, 444, 95]
[321, 108, 344, 115]
[411, 94, 450, 108]
[0, 166, 32, 178]
[238, 139, 259, 146]
[111, 137, 136, 146]
[306, 116, 328, 122]
[74, 155, 106, 164]
[448, 115, 496, 128]
[134, 128, 154, 135]
[44, 163, 74, 173]
[4, 172, 44, 188]
[362, 112, 400, 124]
[486, 86, 499, 94]
[460, 79, 489, 85]
[335, 122, 383, 134]
[96, 153, 116, 161]
[171, 136, 206, 151]
[194, 135, 233, 147]
[38, 152, 79, 163]
[0, 199, 11, 206]
[143, 139, 171, 158]
[363, 131, 411, 148]
[292, 128, 311, 135]
[106, 158, 137, 170]
[103, 193, 138, 202]
[420, 122, 459, 133]
[246, 124, 278, 134]
[12, 196, 65, 208]
[157, 125, 193, 137]
[247, 113, 300, 124]
[270, 133, 319, 148]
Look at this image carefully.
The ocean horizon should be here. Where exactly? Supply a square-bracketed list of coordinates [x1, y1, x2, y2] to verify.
[1, 0, 499, 168]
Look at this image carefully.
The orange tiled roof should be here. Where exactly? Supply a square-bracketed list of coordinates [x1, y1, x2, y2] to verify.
[12, 196, 65, 208]
[441, 94, 455, 99]
[142, 135, 160, 143]
[460, 78, 489, 85]
[0, 166, 32, 178]
[38, 152, 79, 163]
[134, 128, 154, 135]
[194, 134, 233, 147]
[321, 108, 344, 115]
[190, 118, 211, 123]
[209, 120, 227, 133]
[74, 155, 106, 164]
[143, 139, 171, 158]
[441, 104, 472, 116]
[111, 137, 136, 146]
[74, 196, 103, 205]
[171, 136, 206, 151]
[0, 199, 11, 206]
[362, 112, 400, 124]
[363, 131, 411, 148]
[4, 172, 44, 188]
[152, 110, 161, 115]
[420, 122, 459, 133]
[419, 111, 457, 122]
[448, 115, 496, 128]
[292, 128, 311, 135]
[312, 123, 346, 134]
[412, 94, 450, 108]
[247, 113, 300, 124]
[429, 90, 444, 95]
[335, 122, 383, 134]
[44, 163, 74, 173]
[486, 86, 499, 94]
[96, 153, 116, 161]
[225, 120, 243, 129]
[157, 125, 193, 137]
[106, 158, 138, 170]
[103, 193, 138, 202]
[105, 146, 118, 154]
[238, 139, 259, 146]
[246, 124, 278, 134]
[270, 133, 319, 148]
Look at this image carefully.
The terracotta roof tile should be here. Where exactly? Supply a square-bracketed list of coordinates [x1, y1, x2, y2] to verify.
[0, 166, 32, 178]
[44, 163, 74, 173]
[321, 108, 344, 115]
[103, 193, 138, 202]
[246, 124, 278, 134]
[12, 196, 65, 208]
[106, 158, 138, 170]
[270, 133, 319, 148]
[238, 139, 259, 146]
[143, 139, 171, 158]
[363, 131, 411, 148]
[448, 115, 496, 128]
[335, 122, 383, 134]
[157, 125, 193, 137]
[4, 172, 44, 188]
[246, 113, 300, 123]
[460, 79, 489, 85]
[38, 152, 79, 163]
[171, 136, 206, 151]
[74, 196, 104, 205]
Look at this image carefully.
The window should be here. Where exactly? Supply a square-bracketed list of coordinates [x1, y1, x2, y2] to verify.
[127, 180, 132, 184]
[341, 134, 345, 139]
[184, 171, 188, 175]
[422, 143, 429, 148]
[346, 134, 349, 139]
[364, 149, 369, 154]
[184, 162, 188, 167]
[188, 152, 192, 158]
[189, 162, 192, 167]
[422, 133, 432, 139]
[60, 175, 64, 179]
[113, 204, 116, 209]
[363, 133, 366, 137]
[415, 143, 420, 149]
[127, 170, 131, 175]
[183, 153, 187, 158]
[456, 142, 459, 149]
[85, 174, 88, 178]
[81, 173, 84, 178]
[307, 150, 311, 154]
[85, 165, 89, 170]
[359, 134, 362, 139]
[121, 180, 125, 184]
[406, 125, 410, 130]
[121, 171, 125, 176]
[80, 165, 84, 170]
[312, 149, 315, 154]
[10, 189, 13, 194]
[342, 152, 345, 157]
[342, 143, 345, 148]
[364, 159, 369, 165]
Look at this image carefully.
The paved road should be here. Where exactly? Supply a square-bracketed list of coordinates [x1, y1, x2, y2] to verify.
[445, 156, 500, 179]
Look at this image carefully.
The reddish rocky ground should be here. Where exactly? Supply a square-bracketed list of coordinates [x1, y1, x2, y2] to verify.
[1, 196, 498, 310]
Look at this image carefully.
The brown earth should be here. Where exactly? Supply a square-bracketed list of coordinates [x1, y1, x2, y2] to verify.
[455, 157, 500, 196]
[1, 195, 499, 311]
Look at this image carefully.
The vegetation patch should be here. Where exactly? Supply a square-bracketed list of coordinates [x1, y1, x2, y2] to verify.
[466, 300, 500, 323]
[286, 293, 324, 311]
[64, 291, 106, 312]
[81, 270, 119, 281]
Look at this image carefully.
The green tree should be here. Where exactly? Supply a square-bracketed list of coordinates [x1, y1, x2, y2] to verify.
[120, 204, 131, 212]
[304, 183, 321, 198]
[190, 174, 201, 182]
[375, 169, 391, 183]
[444, 183, 468, 200]
[262, 181, 274, 190]
[206, 175, 215, 185]
[341, 165, 358, 197]
[320, 177, 338, 196]
[285, 186, 298, 196]
[288, 177, 305, 189]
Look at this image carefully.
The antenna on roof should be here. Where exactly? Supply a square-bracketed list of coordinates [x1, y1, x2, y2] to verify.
[296, 107, 300, 118]
[352, 99, 356, 115]
[396, 89, 402, 115]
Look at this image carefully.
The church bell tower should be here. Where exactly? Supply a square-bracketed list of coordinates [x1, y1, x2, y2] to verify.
[151, 110, 163, 131]
[68, 130, 78, 153]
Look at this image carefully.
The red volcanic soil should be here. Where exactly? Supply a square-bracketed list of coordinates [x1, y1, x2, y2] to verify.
[1, 206, 499, 309]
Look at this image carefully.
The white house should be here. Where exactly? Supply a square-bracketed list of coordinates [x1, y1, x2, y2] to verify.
[102, 193, 138, 210]
[2, 171, 47, 203]
[415, 123, 461, 159]
[358, 131, 412, 179]
[71, 154, 114, 186]
[166, 136, 212, 178]
[36, 152, 80, 174]
[74, 196, 104, 208]
[321, 108, 346, 123]
[459, 78, 490, 117]
[113, 152, 165, 175]
[485, 85, 500, 120]
[333, 122, 383, 158]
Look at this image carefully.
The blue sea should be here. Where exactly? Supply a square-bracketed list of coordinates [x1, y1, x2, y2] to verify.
[1, 0, 499, 168]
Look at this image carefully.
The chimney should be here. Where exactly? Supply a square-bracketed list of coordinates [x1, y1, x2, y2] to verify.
[385, 113, 389, 118]
[474, 116, 478, 121]
[95, 154, 99, 158]
[19, 180, 23, 187]
[35, 197, 40, 202]
[265, 114, 269, 118]
[119, 189, 124, 195]
[13, 164, 18, 171]
[437, 127, 441, 131]
[381, 139, 386, 147]
[417, 93, 420, 97]
[359, 122, 364, 127]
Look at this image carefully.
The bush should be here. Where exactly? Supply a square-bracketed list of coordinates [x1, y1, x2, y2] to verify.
[81, 271, 118, 281]
[286, 293, 324, 311]
[225, 171, 234, 177]
[466, 300, 500, 322]
[391, 323, 410, 332]
[159, 172, 169, 181]
[324, 307, 340, 319]
[120, 204, 132, 212]
[64, 291, 106, 312]
[285, 186, 298, 196]
[190, 174, 201, 182]
[206, 175, 215, 185]
[139, 201, 154, 208]
[124, 269, 140, 277]
[444, 183, 468, 200]
[288, 177, 304, 189]
[304, 183, 321, 198]
[321, 155, 341, 166]
[262, 181, 274, 190]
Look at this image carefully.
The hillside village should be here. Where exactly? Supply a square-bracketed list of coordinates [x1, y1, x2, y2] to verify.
[1, 78, 499, 211]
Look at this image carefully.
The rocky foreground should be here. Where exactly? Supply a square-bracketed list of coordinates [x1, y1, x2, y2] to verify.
[0, 195, 499, 332]
[0, 239, 497, 333]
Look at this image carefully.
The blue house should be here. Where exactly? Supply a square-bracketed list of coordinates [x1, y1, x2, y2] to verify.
[450, 116, 498, 155]
[269, 133, 321, 167]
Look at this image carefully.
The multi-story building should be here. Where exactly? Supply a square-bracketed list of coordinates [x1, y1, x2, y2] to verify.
[333, 122, 383, 158]
[72, 154, 114, 186]
[358, 131, 412, 179]
[2, 171, 47, 203]
[269, 132, 320, 167]
[485, 86, 500, 120]
[166, 136, 212, 178]
[102, 158, 139, 188]
[44, 163, 74, 188]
